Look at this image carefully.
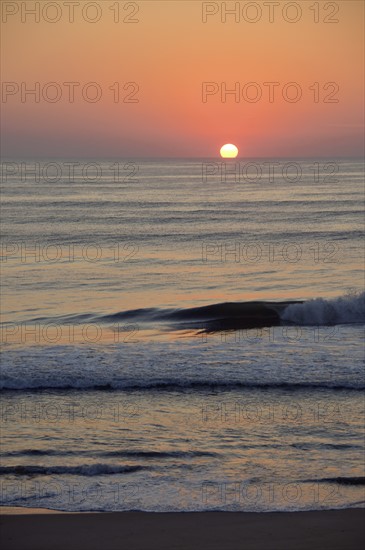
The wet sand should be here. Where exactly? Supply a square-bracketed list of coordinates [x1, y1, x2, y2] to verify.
[1, 508, 364, 549]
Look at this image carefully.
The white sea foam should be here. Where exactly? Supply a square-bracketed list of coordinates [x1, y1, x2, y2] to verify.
[281, 292, 365, 325]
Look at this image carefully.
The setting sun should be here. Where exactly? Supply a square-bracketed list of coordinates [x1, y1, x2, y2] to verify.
[220, 144, 239, 158]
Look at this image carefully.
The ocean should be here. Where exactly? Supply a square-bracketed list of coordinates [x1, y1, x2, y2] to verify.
[1, 157, 364, 512]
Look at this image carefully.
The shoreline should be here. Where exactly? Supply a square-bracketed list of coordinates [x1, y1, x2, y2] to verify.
[1, 508, 364, 550]
[1, 505, 364, 515]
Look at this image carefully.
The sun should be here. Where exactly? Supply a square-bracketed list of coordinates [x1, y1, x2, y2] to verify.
[220, 144, 239, 158]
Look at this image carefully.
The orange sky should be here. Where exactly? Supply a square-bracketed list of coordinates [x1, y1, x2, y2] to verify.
[1, 0, 364, 157]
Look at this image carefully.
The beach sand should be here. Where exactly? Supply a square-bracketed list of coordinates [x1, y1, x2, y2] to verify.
[0, 508, 364, 550]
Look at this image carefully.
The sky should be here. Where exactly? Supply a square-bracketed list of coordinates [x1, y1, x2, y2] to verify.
[1, 0, 364, 158]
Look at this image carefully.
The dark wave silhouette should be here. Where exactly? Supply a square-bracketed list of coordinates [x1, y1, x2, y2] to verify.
[103, 293, 364, 329]
[100, 300, 300, 331]
[2, 381, 363, 392]
[0, 464, 145, 476]
[21, 292, 363, 332]
[310, 477, 365, 486]
[0, 449, 218, 459]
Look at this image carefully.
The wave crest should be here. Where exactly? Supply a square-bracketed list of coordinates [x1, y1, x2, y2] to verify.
[0, 464, 145, 476]
[280, 291, 365, 325]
